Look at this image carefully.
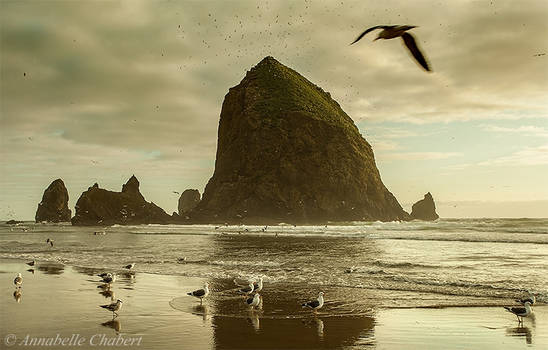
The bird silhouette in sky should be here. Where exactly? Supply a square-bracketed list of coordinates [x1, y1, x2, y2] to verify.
[351, 25, 431, 72]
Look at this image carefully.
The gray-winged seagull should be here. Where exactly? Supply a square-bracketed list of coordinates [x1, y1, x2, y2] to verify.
[100, 299, 123, 318]
[188, 282, 210, 304]
[302, 292, 324, 312]
[504, 301, 533, 324]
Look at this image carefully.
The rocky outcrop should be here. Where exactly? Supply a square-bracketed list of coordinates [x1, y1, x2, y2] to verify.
[178, 189, 201, 216]
[410, 192, 439, 221]
[71, 175, 172, 226]
[190, 56, 409, 224]
[35, 179, 71, 222]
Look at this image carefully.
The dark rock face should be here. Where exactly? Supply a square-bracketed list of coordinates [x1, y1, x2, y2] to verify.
[71, 175, 172, 226]
[191, 56, 409, 224]
[35, 179, 72, 222]
[178, 189, 201, 216]
[410, 192, 439, 221]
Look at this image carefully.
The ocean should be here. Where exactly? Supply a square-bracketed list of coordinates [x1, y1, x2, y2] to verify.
[1, 218, 546, 313]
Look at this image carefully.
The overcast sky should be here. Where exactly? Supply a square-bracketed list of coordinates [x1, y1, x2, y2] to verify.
[1, 0, 547, 220]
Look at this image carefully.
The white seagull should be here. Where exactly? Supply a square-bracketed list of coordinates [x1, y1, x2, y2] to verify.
[351, 25, 431, 72]
[100, 299, 123, 318]
[302, 292, 324, 312]
[504, 301, 533, 324]
[123, 263, 135, 270]
[253, 277, 264, 292]
[188, 282, 210, 304]
[238, 282, 255, 295]
[14, 273, 23, 289]
[245, 293, 261, 309]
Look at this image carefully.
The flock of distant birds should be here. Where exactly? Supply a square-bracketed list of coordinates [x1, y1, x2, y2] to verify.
[13, 257, 533, 324]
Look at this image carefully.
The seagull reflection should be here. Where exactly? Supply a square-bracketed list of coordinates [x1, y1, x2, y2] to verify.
[506, 326, 532, 345]
[101, 318, 122, 333]
[27, 269, 35, 274]
[247, 313, 260, 332]
[99, 288, 115, 300]
[302, 317, 325, 338]
[192, 304, 208, 323]
[315, 318, 324, 338]
[13, 290, 22, 303]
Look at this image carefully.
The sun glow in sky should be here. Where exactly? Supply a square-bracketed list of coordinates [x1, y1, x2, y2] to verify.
[1, 0, 547, 220]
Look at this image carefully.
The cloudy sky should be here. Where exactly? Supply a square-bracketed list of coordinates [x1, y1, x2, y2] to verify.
[1, 0, 547, 220]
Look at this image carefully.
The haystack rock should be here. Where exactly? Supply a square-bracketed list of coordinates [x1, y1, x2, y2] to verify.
[191, 56, 409, 224]
[71, 175, 172, 226]
[35, 179, 71, 222]
[178, 189, 201, 216]
[410, 192, 439, 221]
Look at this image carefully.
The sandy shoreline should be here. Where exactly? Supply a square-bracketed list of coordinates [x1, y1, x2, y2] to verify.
[1, 259, 546, 349]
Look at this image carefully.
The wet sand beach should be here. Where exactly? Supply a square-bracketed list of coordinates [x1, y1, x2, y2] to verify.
[1, 259, 546, 349]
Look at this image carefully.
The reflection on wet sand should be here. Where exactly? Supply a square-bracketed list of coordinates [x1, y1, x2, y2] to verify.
[13, 289, 22, 303]
[37, 263, 64, 275]
[99, 288, 115, 300]
[212, 315, 374, 349]
[246, 312, 260, 332]
[101, 318, 122, 333]
[206, 279, 375, 349]
[506, 326, 533, 345]
[192, 304, 209, 323]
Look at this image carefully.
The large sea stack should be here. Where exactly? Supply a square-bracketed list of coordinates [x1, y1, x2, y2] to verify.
[191, 56, 409, 224]
[35, 179, 71, 222]
[410, 192, 439, 221]
[178, 189, 201, 216]
[71, 175, 172, 226]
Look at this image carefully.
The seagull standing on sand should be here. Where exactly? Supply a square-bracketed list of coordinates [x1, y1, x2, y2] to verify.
[504, 301, 533, 324]
[245, 293, 261, 309]
[253, 277, 264, 292]
[123, 263, 135, 270]
[26, 260, 35, 267]
[14, 273, 22, 289]
[100, 299, 123, 318]
[351, 25, 431, 72]
[239, 282, 255, 296]
[302, 292, 324, 312]
[187, 282, 210, 304]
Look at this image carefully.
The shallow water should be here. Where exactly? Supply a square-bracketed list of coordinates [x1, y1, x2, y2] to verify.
[1, 218, 547, 308]
[1, 260, 546, 350]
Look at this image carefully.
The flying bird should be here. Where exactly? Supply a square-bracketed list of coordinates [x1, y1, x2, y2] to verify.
[504, 301, 533, 324]
[14, 273, 23, 289]
[46, 238, 54, 247]
[187, 282, 210, 304]
[100, 299, 123, 318]
[351, 25, 431, 72]
[302, 292, 324, 312]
